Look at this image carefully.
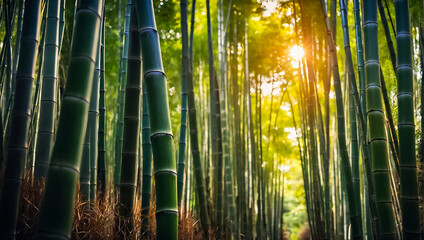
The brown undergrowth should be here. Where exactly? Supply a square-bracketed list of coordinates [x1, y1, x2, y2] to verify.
[0, 170, 204, 239]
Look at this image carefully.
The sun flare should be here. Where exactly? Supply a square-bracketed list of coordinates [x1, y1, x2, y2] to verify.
[290, 45, 304, 62]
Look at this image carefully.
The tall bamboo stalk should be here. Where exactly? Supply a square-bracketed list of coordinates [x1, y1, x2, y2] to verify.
[98, 14, 106, 196]
[80, 128, 91, 202]
[363, 0, 397, 238]
[338, 1, 367, 238]
[377, 0, 400, 168]
[394, 0, 420, 238]
[34, 0, 61, 179]
[183, 2, 211, 237]
[140, 81, 153, 237]
[119, 3, 141, 234]
[58, 0, 65, 53]
[177, 0, 189, 207]
[206, 0, 218, 223]
[299, 2, 326, 239]
[134, 0, 178, 238]
[34, 1, 103, 238]
[0, 1, 42, 238]
[88, 42, 100, 202]
[10, 0, 23, 95]
[114, 0, 132, 186]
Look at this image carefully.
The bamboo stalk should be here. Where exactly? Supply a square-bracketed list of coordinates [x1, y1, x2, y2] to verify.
[134, 0, 179, 238]
[34, 0, 61, 179]
[119, 2, 141, 234]
[394, 0, 421, 238]
[34, 1, 103, 238]
[0, 1, 43, 238]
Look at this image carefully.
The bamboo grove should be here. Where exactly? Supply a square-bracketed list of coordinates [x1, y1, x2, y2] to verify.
[0, 0, 424, 239]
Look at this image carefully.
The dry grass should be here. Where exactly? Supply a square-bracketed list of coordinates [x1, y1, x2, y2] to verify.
[16, 171, 45, 239]
[0, 170, 205, 239]
[298, 227, 311, 240]
[72, 190, 115, 239]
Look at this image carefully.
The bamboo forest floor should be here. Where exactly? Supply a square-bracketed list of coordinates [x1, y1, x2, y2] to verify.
[0, 169, 311, 239]
[0, 170, 206, 240]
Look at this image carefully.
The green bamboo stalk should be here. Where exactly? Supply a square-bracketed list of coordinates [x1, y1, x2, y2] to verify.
[33, 1, 103, 239]
[10, 0, 23, 96]
[134, 0, 178, 238]
[244, 18, 256, 240]
[80, 128, 91, 202]
[0, 0, 15, 168]
[34, 0, 61, 179]
[394, 0, 420, 238]
[88, 37, 101, 203]
[377, 0, 400, 166]
[208, 0, 221, 234]
[353, 0, 374, 237]
[384, 0, 396, 34]
[177, 0, 189, 207]
[222, 81, 237, 239]
[113, 0, 123, 190]
[206, 0, 218, 221]
[0, 1, 42, 238]
[363, 0, 397, 238]
[299, 3, 325, 239]
[140, 81, 153, 237]
[353, 0, 366, 129]
[183, 1, 211, 237]
[119, 3, 141, 234]
[379, 69, 400, 172]
[213, 69, 224, 238]
[3, 0, 13, 124]
[98, 15, 106, 196]
[58, 0, 65, 53]
[339, 0, 367, 238]
[320, 0, 378, 237]
[378, 0, 397, 71]
[349, 92, 360, 210]
[114, 0, 131, 187]
[28, 8, 47, 173]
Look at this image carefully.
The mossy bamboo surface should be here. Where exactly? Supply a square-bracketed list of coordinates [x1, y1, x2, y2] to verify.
[0, 1, 42, 238]
[34, 1, 103, 239]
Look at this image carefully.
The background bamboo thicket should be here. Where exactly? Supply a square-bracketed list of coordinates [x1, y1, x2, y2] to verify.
[1, 0, 424, 239]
